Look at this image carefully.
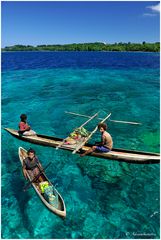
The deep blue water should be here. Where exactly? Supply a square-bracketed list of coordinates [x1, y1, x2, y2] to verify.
[2, 51, 160, 239]
[2, 51, 160, 71]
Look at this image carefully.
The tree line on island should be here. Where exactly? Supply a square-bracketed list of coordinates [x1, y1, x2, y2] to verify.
[2, 42, 160, 52]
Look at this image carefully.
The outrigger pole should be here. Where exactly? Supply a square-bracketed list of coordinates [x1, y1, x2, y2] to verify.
[72, 113, 111, 154]
[109, 119, 142, 125]
[56, 111, 99, 150]
[65, 111, 142, 125]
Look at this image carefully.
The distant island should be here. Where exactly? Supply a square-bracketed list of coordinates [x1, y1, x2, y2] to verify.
[2, 42, 160, 52]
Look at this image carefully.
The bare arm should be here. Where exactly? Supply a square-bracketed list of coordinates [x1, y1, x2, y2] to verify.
[101, 133, 110, 146]
[37, 162, 43, 171]
[23, 163, 28, 180]
[35, 157, 43, 171]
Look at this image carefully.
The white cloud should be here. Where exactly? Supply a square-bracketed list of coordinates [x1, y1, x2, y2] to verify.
[143, 3, 160, 17]
[143, 13, 157, 17]
[146, 3, 160, 12]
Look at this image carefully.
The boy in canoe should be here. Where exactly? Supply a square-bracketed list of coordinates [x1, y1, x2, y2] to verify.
[18, 114, 36, 136]
[23, 148, 43, 180]
[80, 123, 113, 157]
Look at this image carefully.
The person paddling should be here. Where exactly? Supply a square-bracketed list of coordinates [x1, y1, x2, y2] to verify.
[80, 122, 113, 157]
[18, 114, 36, 136]
[23, 148, 43, 181]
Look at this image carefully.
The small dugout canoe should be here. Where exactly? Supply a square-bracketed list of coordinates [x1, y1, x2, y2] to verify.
[19, 146, 66, 218]
[5, 128, 160, 164]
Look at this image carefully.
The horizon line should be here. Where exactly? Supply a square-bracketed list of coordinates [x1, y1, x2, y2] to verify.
[2, 41, 160, 48]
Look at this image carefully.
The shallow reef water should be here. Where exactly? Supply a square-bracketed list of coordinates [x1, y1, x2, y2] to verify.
[1, 51, 160, 239]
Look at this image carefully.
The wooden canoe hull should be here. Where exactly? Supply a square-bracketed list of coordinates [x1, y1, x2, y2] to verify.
[18, 147, 66, 218]
[5, 128, 160, 164]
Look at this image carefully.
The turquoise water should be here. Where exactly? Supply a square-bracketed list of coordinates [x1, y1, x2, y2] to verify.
[2, 52, 160, 239]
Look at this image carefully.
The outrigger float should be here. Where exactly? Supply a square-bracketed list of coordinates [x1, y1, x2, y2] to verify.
[4, 111, 160, 164]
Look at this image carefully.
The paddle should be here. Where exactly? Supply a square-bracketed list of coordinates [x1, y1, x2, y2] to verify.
[65, 111, 142, 125]
[23, 162, 51, 192]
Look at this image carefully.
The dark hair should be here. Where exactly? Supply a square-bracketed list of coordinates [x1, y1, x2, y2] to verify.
[20, 114, 27, 121]
[27, 148, 35, 155]
[98, 123, 107, 130]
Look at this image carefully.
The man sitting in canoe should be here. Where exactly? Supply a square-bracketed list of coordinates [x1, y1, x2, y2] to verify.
[18, 114, 36, 136]
[23, 148, 43, 180]
[80, 123, 113, 157]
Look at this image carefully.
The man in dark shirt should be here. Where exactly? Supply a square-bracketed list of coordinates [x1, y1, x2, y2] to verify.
[23, 148, 42, 180]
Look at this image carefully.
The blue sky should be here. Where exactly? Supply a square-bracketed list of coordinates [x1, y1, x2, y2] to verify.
[1, 1, 160, 47]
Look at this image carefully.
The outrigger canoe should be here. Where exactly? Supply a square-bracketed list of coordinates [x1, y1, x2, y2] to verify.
[6, 128, 160, 164]
[19, 147, 66, 218]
